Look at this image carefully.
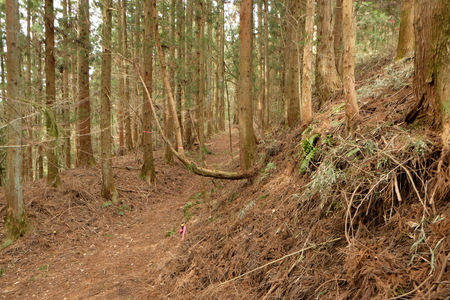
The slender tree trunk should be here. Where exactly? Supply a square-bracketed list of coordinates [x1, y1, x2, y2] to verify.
[256, 0, 265, 131]
[62, 0, 71, 169]
[5, 0, 30, 239]
[122, 0, 133, 151]
[195, 0, 205, 148]
[23, 1, 33, 182]
[263, 0, 270, 130]
[77, 0, 95, 166]
[316, 0, 341, 108]
[396, 0, 415, 59]
[117, 0, 125, 152]
[334, 0, 344, 77]
[342, 0, 360, 132]
[45, 0, 61, 187]
[285, 0, 302, 127]
[238, 0, 256, 170]
[100, 0, 118, 201]
[217, 1, 226, 131]
[140, 0, 156, 183]
[301, 0, 315, 126]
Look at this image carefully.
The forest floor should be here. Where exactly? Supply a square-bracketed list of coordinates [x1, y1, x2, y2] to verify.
[0, 128, 240, 299]
[1, 55, 450, 300]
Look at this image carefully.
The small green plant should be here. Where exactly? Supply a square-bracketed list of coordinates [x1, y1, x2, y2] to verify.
[118, 204, 130, 216]
[0, 268, 5, 277]
[38, 265, 48, 272]
[299, 134, 320, 173]
[259, 162, 276, 180]
[201, 146, 212, 155]
[191, 192, 202, 200]
[105, 233, 113, 238]
[165, 228, 176, 237]
[102, 201, 113, 208]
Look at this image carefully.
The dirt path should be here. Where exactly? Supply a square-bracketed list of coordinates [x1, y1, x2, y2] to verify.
[0, 128, 239, 299]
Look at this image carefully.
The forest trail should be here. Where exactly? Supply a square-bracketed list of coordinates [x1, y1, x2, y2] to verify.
[0, 127, 240, 299]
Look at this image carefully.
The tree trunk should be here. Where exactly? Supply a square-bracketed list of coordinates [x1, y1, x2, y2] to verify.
[140, 0, 156, 183]
[263, 0, 270, 130]
[45, 0, 61, 187]
[285, 0, 303, 127]
[413, 0, 450, 145]
[238, 0, 256, 170]
[195, 0, 205, 148]
[100, 0, 118, 202]
[316, 0, 341, 108]
[77, 0, 95, 166]
[301, 0, 315, 126]
[396, 0, 415, 60]
[342, 0, 360, 132]
[334, 0, 344, 77]
[4, 0, 30, 239]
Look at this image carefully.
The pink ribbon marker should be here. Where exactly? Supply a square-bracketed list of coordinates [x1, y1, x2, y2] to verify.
[179, 223, 187, 240]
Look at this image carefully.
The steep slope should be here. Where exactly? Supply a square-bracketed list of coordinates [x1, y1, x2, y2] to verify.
[151, 56, 450, 299]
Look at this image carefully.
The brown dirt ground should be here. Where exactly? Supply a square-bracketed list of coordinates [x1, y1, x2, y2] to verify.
[0, 129, 240, 299]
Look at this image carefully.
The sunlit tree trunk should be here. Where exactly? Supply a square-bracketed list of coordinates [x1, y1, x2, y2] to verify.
[5, 0, 30, 239]
[256, 0, 265, 131]
[301, 0, 315, 126]
[217, 1, 226, 131]
[100, 0, 118, 202]
[121, 0, 133, 151]
[316, 0, 341, 108]
[238, 0, 256, 169]
[396, 0, 415, 59]
[23, 1, 33, 182]
[285, 0, 302, 127]
[45, 0, 61, 187]
[342, 0, 360, 132]
[77, 0, 95, 166]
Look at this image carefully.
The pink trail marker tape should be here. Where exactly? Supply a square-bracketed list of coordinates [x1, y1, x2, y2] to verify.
[179, 223, 187, 241]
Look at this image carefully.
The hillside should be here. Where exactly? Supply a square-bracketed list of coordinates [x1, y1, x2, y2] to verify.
[1, 55, 449, 299]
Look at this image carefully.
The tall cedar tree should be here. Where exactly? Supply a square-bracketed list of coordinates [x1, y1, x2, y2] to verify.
[140, 0, 156, 183]
[4, 0, 30, 239]
[45, 0, 61, 187]
[301, 0, 315, 125]
[237, 0, 256, 169]
[342, 0, 360, 131]
[77, 0, 95, 166]
[413, 0, 450, 147]
[396, 0, 415, 59]
[315, 0, 341, 108]
[100, 0, 118, 201]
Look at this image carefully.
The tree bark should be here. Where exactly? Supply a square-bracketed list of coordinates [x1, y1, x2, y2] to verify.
[396, 0, 415, 60]
[285, 0, 302, 127]
[316, 0, 341, 108]
[342, 0, 360, 132]
[237, 0, 256, 170]
[413, 0, 450, 146]
[140, 0, 156, 183]
[5, 0, 30, 239]
[100, 0, 118, 202]
[334, 0, 344, 77]
[301, 0, 315, 126]
[77, 0, 95, 166]
[45, 0, 61, 187]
